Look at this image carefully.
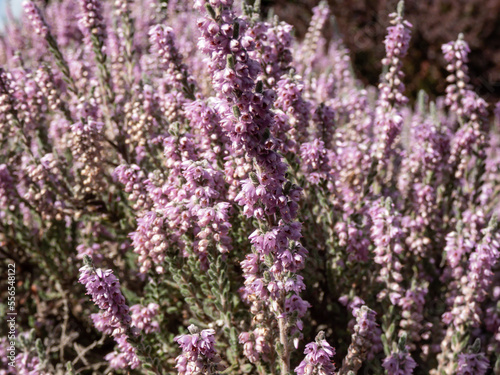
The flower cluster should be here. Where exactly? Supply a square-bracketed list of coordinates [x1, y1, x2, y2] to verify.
[69, 119, 105, 194]
[442, 34, 471, 115]
[274, 77, 311, 152]
[196, 3, 310, 372]
[149, 25, 195, 94]
[456, 352, 489, 375]
[295, 332, 336, 375]
[379, 4, 412, 108]
[296, 1, 330, 73]
[374, 1, 412, 160]
[2, 1, 500, 374]
[175, 325, 224, 375]
[443, 36, 488, 178]
[250, 20, 294, 86]
[77, 0, 105, 39]
[130, 303, 160, 334]
[383, 348, 417, 375]
[299, 139, 332, 185]
[368, 198, 405, 304]
[0, 164, 17, 220]
[79, 259, 140, 369]
[79, 263, 132, 330]
[23, 1, 49, 38]
[114, 164, 151, 211]
[338, 305, 380, 373]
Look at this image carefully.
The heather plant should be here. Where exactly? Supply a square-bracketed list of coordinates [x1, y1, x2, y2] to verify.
[0, 1, 499, 375]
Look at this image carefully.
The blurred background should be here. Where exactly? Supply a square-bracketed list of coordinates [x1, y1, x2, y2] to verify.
[2, 0, 500, 103]
[0, 0, 22, 29]
[263, 0, 500, 104]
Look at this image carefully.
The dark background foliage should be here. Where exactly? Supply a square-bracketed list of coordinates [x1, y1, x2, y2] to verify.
[263, 0, 500, 104]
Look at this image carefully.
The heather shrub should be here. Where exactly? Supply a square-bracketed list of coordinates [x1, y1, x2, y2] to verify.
[269, 0, 500, 102]
[0, 1, 499, 374]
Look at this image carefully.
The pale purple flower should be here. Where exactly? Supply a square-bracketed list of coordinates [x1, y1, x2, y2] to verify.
[379, 6, 412, 108]
[77, 0, 105, 40]
[34, 67, 62, 112]
[397, 283, 430, 348]
[149, 24, 195, 95]
[382, 349, 417, 375]
[374, 2, 412, 160]
[299, 139, 331, 185]
[69, 119, 105, 193]
[15, 352, 47, 375]
[23, 1, 49, 38]
[78, 264, 132, 329]
[338, 305, 381, 373]
[175, 325, 224, 375]
[239, 328, 271, 363]
[197, 0, 309, 335]
[353, 305, 381, 354]
[274, 77, 311, 151]
[374, 108, 404, 159]
[368, 198, 405, 304]
[79, 261, 140, 369]
[296, 1, 330, 74]
[45, 0, 82, 47]
[447, 90, 488, 178]
[249, 20, 294, 86]
[105, 333, 140, 370]
[443, 216, 498, 329]
[442, 34, 471, 115]
[114, 164, 151, 212]
[129, 211, 168, 274]
[467, 220, 500, 304]
[441, 35, 489, 179]
[295, 332, 336, 375]
[456, 352, 489, 375]
[184, 99, 227, 162]
[313, 103, 336, 148]
[130, 303, 160, 334]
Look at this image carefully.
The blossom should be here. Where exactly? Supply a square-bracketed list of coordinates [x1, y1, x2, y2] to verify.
[175, 325, 224, 375]
[295, 332, 336, 375]
[382, 349, 417, 375]
[300, 139, 331, 184]
[249, 20, 294, 85]
[296, 1, 330, 73]
[130, 303, 160, 334]
[129, 211, 168, 274]
[78, 264, 131, 330]
[114, 164, 151, 211]
[375, 2, 412, 159]
[0, 164, 17, 219]
[69, 119, 105, 194]
[239, 328, 271, 363]
[442, 34, 471, 115]
[368, 197, 405, 303]
[456, 352, 489, 375]
[274, 77, 311, 151]
[149, 24, 195, 95]
[77, 0, 105, 39]
[23, 1, 49, 38]
[78, 259, 140, 369]
[379, 6, 412, 108]
[197, 0, 309, 334]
